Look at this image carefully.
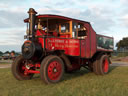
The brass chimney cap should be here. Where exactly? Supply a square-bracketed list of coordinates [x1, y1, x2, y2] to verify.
[28, 8, 37, 14]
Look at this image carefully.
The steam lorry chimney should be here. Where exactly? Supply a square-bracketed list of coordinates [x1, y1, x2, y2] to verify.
[22, 8, 42, 60]
[28, 8, 37, 40]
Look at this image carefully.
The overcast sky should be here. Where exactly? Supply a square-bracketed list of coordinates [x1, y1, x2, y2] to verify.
[0, 0, 128, 52]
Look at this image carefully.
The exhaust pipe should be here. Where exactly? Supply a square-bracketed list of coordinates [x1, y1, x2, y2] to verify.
[28, 8, 37, 40]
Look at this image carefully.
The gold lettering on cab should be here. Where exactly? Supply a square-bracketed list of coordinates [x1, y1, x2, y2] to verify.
[48, 39, 64, 43]
[69, 40, 79, 44]
[48, 39, 79, 48]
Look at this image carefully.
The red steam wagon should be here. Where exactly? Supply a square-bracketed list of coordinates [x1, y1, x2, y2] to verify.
[12, 8, 114, 84]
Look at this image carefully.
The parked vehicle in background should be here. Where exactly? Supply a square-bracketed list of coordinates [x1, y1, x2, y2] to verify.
[12, 8, 114, 84]
[2, 53, 10, 60]
[1, 51, 18, 60]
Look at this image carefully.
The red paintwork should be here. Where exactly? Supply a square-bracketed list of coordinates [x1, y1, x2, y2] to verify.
[21, 63, 41, 74]
[36, 30, 44, 47]
[84, 23, 91, 58]
[35, 63, 40, 68]
[48, 61, 62, 80]
[24, 14, 89, 24]
[59, 34, 70, 38]
[53, 32, 58, 37]
[80, 23, 94, 58]
[80, 39, 86, 57]
[36, 31, 80, 56]
[79, 23, 96, 58]
[26, 14, 112, 59]
[90, 25, 97, 57]
[46, 38, 80, 56]
[103, 58, 109, 73]
[19, 61, 30, 76]
[21, 12, 114, 77]
[36, 24, 96, 58]
[26, 70, 40, 74]
[35, 22, 97, 58]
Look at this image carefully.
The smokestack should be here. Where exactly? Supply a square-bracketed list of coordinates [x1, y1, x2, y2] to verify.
[28, 8, 37, 39]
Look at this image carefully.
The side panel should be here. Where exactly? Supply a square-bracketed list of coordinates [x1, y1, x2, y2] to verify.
[80, 23, 96, 58]
[82, 23, 91, 58]
[97, 34, 114, 51]
[36, 30, 45, 48]
[80, 39, 86, 57]
[90, 26, 96, 57]
[45, 38, 80, 56]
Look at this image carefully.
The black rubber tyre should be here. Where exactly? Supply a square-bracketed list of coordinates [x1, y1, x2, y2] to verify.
[11, 55, 34, 80]
[98, 55, 110, 75]
[93, 54, 101, 75]
[93, 59, 100, 75]
[93, 55, 110, 75]
[40, 55, 64, 84]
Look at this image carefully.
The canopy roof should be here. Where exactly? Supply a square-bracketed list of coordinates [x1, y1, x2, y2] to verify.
[24, 14, 90, 24]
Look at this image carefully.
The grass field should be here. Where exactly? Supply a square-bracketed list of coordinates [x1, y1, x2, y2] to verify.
[0, 67, 128, 96]
[0, 60, 12, 64]
[0, 62, 11, 64]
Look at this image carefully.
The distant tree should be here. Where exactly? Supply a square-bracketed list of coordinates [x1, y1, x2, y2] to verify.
[0, 51, 3, 56]
[4, 51, 10, 54]
[116, 37, 128, 51]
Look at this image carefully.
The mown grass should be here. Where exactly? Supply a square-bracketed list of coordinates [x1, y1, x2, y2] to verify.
[0, 67, 128, 96]
[0, 62, 10, 64]
[0, 60, 12, 64]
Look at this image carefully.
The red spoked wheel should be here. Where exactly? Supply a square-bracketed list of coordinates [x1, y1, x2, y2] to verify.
[40, 55, 64, 84]
[100, 55, 110, 75]
[93, 55, 110, 75]
[11, 55, 35, 80]
[48, 61, 62, 80]
[103, 58, 109, 73]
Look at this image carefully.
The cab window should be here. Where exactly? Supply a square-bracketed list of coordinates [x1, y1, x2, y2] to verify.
[78, 24, 87, 37]
[72, 22, 78, 38]
[72, 22, 87, 39]
[61, 23, 69, 33]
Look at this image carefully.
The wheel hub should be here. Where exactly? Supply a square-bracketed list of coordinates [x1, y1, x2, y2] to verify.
[53, 68, 57, 73]
[47, 61, 62, 80]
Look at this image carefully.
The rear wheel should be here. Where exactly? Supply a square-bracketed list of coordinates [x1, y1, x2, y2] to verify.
[93, 55, 110, 75]
[99, 55, 110, 75]
[40, 55, 64, 84]
[11, 55, 34, 80]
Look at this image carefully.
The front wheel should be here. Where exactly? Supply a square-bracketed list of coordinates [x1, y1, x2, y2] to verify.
[11, 55, 34, 80]
[40, 55, 64, 84]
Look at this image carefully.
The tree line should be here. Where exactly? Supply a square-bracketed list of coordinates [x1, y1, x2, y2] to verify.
[0, 51, 16, 56]
[116, 37, 128, 51]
